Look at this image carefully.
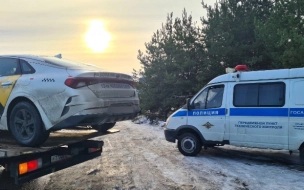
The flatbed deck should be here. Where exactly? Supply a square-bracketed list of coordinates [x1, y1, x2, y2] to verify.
[0, 128, 99, 156]
[0, 128, 119, 184]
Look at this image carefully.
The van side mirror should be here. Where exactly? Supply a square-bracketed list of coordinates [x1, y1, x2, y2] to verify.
[186, 98, 191, 110]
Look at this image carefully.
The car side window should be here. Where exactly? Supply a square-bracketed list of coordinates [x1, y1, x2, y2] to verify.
[193, 85, 224, 109]
[20, 59, 35, 74]
[0, 58, 20, 77]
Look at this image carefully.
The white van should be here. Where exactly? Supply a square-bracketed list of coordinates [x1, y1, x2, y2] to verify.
[164, 65, 304, 164]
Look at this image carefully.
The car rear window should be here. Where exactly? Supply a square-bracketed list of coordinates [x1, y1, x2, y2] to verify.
[42, 57, 100, 69]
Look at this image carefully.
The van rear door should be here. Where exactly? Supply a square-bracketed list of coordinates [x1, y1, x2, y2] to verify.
[289, 80, 304, 150]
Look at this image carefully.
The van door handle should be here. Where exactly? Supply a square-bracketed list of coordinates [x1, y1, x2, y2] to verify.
[1, 81, 13, 87]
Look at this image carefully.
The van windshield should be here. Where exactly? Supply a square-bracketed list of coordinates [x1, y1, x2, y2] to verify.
[192, 85, 224, 109]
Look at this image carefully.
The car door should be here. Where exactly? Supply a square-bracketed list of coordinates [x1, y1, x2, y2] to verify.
[0, 58, 21, 121]
[187, 84, 226, 141]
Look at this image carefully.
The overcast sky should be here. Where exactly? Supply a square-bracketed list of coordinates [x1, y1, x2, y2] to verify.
[0, 0, 216, 74]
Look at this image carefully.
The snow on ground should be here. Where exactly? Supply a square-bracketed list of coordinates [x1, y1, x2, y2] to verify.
[2, 118, 304, 190]
[132, 118, 304, 190]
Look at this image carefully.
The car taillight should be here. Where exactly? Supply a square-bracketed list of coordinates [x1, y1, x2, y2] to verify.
[64, 77, 98, 89]
[64, 78, 91, 89]
[19, 158, 42, 175]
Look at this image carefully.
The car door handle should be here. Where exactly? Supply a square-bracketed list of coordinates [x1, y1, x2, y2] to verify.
[1, 81, 13, 86]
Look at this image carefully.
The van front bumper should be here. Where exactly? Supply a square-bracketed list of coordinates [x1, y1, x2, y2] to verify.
[164, 129, 177, 143]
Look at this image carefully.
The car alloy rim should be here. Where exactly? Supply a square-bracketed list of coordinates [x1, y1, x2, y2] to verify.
[181, 137, 196, 153]
[13, 109, 36, 140]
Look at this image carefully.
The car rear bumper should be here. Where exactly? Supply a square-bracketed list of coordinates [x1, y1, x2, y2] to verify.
[51, 108, 139, 130]
[42, 87, 140, 130]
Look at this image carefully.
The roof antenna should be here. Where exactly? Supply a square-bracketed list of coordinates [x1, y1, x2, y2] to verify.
[54, 54, 62, 59]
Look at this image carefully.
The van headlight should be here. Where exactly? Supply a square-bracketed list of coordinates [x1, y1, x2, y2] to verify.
[165, 115, 173, 129]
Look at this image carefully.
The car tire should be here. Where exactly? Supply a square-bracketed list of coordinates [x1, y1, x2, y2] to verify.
[9, 102, 48, 147]
[178, 132, 202, 156]
[300, 147, 304, 166]
[91, 122, 116, 133]
[36, 129, 50, 145]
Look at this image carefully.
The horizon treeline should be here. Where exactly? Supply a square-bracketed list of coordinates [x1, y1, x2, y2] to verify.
[133, 0, 304, 121]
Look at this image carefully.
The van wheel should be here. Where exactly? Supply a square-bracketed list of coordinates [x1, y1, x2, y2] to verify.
[9, 102, 47, 147]
[178, 133, 202, 156]
[300, 147, 304, 165]
[91, 122, 116, 133]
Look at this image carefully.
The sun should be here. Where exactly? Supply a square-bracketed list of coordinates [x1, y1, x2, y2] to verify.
[85, 20, 111, 53]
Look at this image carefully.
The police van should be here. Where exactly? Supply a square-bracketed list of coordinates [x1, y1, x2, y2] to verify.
[164, 65, 304, 165]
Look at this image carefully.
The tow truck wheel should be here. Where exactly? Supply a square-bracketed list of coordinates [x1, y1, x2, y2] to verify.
[178, 132, 202, 156]
[9, 102, 47, 147]
[91, 122, 116, 133]
[300, 147, 304, 165]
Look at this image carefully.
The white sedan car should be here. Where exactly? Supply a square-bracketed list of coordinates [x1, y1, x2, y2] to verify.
[0, 55, 140, 146]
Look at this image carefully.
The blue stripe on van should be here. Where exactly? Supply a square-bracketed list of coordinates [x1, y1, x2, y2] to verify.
[189, 108, 226, 116]
[230, 108, 288, 117]
[172, 108, 226, 117]
[173, 108, 304, 117]
[290, 108, 304, 117]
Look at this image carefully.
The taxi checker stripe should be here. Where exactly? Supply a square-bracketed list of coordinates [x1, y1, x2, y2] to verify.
[42, 78, 55, 82]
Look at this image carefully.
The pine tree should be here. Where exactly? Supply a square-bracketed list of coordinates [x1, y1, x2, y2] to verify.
[201, 0, 274, 71]
[255, 0, 304, 68]
[135, 10, 205, 120]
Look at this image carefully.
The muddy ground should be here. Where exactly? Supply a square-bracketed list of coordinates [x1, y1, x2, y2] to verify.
[1, 121, 304, 190]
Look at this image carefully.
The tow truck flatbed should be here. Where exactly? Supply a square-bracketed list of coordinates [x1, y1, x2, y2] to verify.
[0, 128, 118, 185]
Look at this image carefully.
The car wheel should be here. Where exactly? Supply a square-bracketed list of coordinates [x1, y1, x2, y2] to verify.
[36, 129, 50, 145]
[178, 133, 202, 156]
[300, 147, 304, 166]
[9, 102, 47, 147]
[91, 122, 116, 133]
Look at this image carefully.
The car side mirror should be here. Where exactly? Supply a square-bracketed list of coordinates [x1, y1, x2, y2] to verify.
[186, 98, 191, 110]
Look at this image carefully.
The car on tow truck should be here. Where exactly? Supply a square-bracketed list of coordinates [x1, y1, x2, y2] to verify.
[0, 54, 140, 146]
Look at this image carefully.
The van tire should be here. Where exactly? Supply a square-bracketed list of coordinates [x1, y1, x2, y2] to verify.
[178, 133, 202, 156]
[300, 147, 304, 165]
[9, 102, 47, 147]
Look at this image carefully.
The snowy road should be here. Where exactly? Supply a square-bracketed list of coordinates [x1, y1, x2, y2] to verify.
[2, 120, 304, 190]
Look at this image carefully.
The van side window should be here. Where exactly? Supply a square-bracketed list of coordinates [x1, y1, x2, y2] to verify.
[294, 81, 304, 105]
[193, 85, 224, 109]
[234, 82, 285, 107]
